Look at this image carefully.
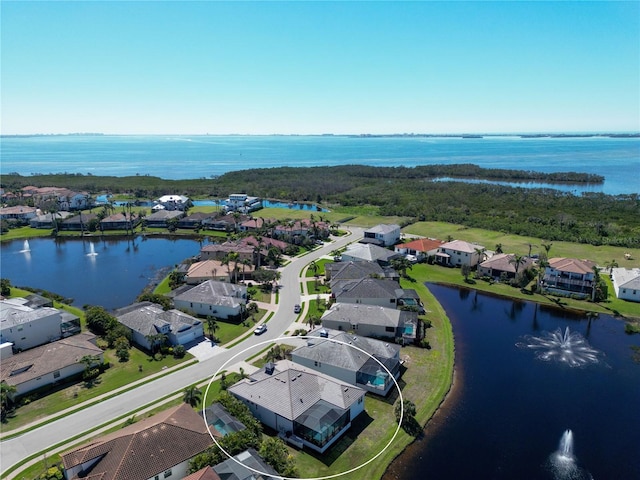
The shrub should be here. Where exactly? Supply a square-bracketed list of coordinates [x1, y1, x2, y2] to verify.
[420, 338, 431, 349]
[173, 344, 186, 358]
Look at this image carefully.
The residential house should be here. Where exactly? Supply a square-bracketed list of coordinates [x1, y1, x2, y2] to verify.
[60, 213, 99, 231]
[478, 253, 535, 280]
[0, 302, 66, 350]
[0, 333, 103, 397]
[435, 240, 486, 267]
[0, 205, 38, 222]
[143, 209, 184, 228]
[611, 267, 640, 302]
[394, 237, 444, 261]
[203, 213, 250, 232]
[325, 260, 396, 284]
[29, 211, 72, 229]
[178, 211, 217, 229]
[99, 212, 139, 231]
[185, 448, 279, 480]
[22, 186, 91, 211]
[228, 360, 366, 453]
[114, 302, 204, 350]
[362, 223, 401, 247]
[239, 217, 269, 232]
[155, 194, 190, 210]
[185, 259, 231, 284]
[321, 302, 418, 343]
[542, 257, 597, 298]
[200, 241, 255, 263]
[331, 277, 401, 308]
[173, 280, 248, 320]
[273, 219, 329, 241]
[340, 243, 401, 266]
[61, 403, 213, 480]
[224, 193, 263, 213]
[291, 328, 402, 396]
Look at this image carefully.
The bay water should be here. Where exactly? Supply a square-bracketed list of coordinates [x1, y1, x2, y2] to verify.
[1, 135, 638, 194]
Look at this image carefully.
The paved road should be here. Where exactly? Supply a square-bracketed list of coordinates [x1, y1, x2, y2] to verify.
[0, 228, 362, 477]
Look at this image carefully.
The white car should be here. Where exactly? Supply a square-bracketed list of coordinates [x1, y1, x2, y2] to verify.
[254, 324, 267, 335]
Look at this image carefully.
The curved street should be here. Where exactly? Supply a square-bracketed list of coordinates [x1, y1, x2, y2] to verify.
[0, 228, 362, 478]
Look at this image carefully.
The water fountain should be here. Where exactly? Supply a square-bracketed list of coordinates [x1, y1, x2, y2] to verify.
[546, 429, 592, 479]
[20, 239, 31, 253]
[87, 243, 98, 256]
[516, 327, 601, 367]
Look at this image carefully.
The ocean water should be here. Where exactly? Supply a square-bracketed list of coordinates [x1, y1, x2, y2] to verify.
[1, 135, 638, 194]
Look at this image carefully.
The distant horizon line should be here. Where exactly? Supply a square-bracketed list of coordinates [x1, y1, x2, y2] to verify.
[2, 131, 639, 138]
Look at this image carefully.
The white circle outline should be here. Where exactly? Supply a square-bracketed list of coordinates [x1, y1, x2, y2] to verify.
[202, 335, 404, 480]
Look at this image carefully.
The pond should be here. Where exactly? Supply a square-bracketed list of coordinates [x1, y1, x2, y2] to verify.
[0, 237, 205, 310]
[385, 284, 640, 480]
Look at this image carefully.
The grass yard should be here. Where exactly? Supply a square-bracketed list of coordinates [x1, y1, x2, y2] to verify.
[305, 279, 330, 294]
[404, 221, 640, 269]
[212, 313, 265, 345]
[2, 347, 193, 431]
[305, 258, 330, 277]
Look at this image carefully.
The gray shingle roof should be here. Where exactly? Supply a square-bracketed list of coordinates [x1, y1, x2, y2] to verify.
[332, 277, 401, 300]
[321, 303, 404, 328]
[174, 280, 246, 308]
[228, 360, 365, 422]
[114, 302, 201, 337]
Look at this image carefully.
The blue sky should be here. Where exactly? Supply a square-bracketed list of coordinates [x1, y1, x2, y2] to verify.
[1, 1, 638, 135]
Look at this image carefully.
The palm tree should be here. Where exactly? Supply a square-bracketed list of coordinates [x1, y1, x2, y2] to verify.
[0, 381, 17, 415]
[541, 242, 552, 256]
[240, 258, 252, 282]
[526, 243, 538, 258]
[474, 247, 487, 267]
[183, 385, 202, 407]
[605, 259, 619, 275]
[509, 254, 526, 275]
[206, 316, 219, 341]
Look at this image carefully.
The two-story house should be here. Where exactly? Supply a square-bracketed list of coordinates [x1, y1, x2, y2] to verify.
[542, 257, 597, 298]
[362, 224, 401, 247]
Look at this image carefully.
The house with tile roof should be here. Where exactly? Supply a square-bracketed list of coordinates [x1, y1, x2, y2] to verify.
[320, 302, 418, 343]
[185, 259, 231, 284]
[611, 267, 640, 302]
[228, 360, 366, 453]
[99, 212, 139, 231]
[178, 211, 217, 229]
[394, 237, 444, 261]
[541, 257, 597, 298]
[0, 333, 103, 397]
[61, 403, 213, 480]
[478, 253, 535, 280]
[212, 448, 280, 480]
[0, 205, 38, 221]
[435, 240, 486, 267]
[113, 302, 204, 350]
[200, 242, 255, 263]
[362, 223, 401, 247]
[291, 328, 402, 396]
[173, 280, 248, 320]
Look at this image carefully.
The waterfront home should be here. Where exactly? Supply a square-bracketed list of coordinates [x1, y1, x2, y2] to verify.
[200, 241, 255, 263]
[0, 301, 68, 351]
[29, 211, 72, 228]
[60, 213, 99, 231]
[20, 186, 91, 211]
[224, 193, 263, 213]
[340, 243, 401, 265]
[0, 333, 103, 398]
[611, 267, 640, 302]
[61, 403, 213, 480]
[155, 194, 190, 210]
[184, 259, 231, 284]
[478, 253, 535, 280]
[273, 219, 330, 241]
[541, 257, 597, 298]
[113, 302, 204, 350]
[435, 240, 486, 267]
[143, 209, 184, 228]
[394, 237, 444, 261]
[0, 205, 38, 222]
[203, 212, 250, 232]
[362, 223, 401, 247]
[320, 302, 418, 343]
[173, 280, 247, 320]
[99, 212, 139, 231]
[291, 328, 402, 396]
[331, 277, 401, 307]
[228, 360, 366, 453]
[178, 211, 217, 229]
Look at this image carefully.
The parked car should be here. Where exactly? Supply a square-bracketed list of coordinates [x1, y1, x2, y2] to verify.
[254, 324, 267, 335]
[294, 304, 301, 314]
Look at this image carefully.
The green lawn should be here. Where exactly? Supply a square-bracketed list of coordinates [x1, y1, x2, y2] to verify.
[2, 347, 193, 431]
[0, 226, 53, 241]
[305, 279, 330, 294]
[404, 221, 640, 269]
[212, 312, 267, 345]
[305, 258, 330, 277]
